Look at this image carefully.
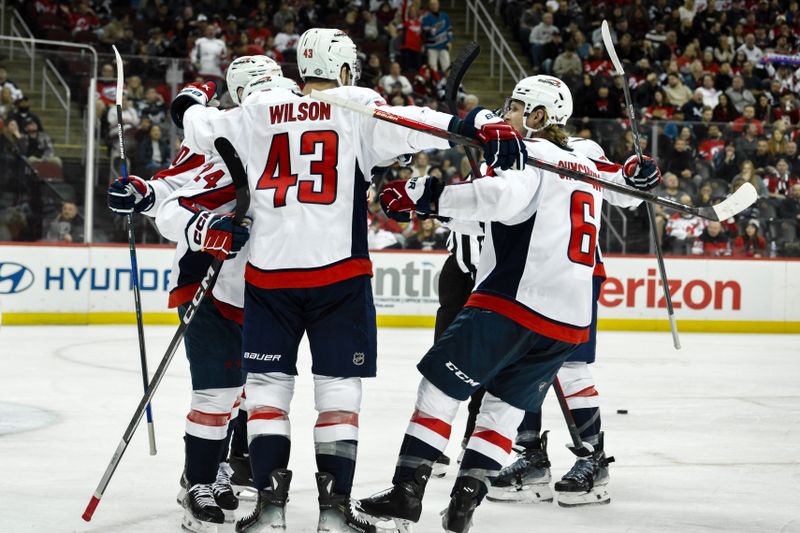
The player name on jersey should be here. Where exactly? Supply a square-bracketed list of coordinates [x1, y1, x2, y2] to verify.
[268, 101, 331, 124]
[557, 160, 603, 191]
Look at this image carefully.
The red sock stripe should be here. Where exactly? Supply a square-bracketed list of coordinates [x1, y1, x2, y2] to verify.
[315, 411, 359, 428]
[187, 410, 230, 427]
[472, 430, 513, 453]
[410, 410, 451, 439]
[565, 386, 599, 399]
[248, 407, 288, 422]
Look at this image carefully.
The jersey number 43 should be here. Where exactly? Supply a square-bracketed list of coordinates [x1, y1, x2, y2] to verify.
[256, 130, 339, 207]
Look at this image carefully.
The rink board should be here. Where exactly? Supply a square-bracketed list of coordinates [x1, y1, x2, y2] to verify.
[1, 243, 798, 333]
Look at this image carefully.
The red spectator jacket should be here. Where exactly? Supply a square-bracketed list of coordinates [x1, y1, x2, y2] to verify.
[733, 235, 766, 257]
[763, 174, 800, 195]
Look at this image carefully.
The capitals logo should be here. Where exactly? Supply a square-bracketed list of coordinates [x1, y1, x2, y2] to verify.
[0, 262, 34, 294]
[538, 77, 562, 87]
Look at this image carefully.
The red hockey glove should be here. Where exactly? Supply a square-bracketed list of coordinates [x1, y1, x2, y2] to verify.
[380, 176, 443, 219]
[623, 155, 662, 190]
[186, 211, 250, 260]
[460, 107, 527, 171]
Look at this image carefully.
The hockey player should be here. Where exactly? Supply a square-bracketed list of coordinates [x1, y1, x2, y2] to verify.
[174, 28, 526, 533]
[359, 75, 659, 532]
[486, 75, 648, 508]
[110, 55, 281, 533]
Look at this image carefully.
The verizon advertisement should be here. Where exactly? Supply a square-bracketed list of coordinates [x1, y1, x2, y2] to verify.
[0, 244, 797, 331]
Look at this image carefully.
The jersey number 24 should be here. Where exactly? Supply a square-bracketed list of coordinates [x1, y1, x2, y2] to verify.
[256, 130, 339, 207]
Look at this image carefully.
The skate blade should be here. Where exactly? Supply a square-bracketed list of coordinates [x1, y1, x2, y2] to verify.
[181, 510, 220, 533]
[234, 485, 259, 502]
[177, 487, 187, 506]
[438, 508, 472, 533]
[487, 483, 553, 504]
[361, 515, 413, 533]
[432, 463, 448, 478]
[222, 508, 237, 523]
[556, 486, 610, 507]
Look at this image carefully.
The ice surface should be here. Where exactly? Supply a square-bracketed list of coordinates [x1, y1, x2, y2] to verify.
[1, 326, 799, 532]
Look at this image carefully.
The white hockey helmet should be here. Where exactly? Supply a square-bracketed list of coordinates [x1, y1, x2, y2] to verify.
[226, 55, 283, 105]
[242, 75, 302, 101]
[509, 75, 573, 136]
[297, 28, 359, 86]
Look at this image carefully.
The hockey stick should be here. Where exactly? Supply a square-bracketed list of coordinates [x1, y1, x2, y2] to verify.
[82, 137, 250, 522]
[445, 42, 482, 178]
[552, 377, 592, 457]
[601, 21, 681, 350]
[310, 90, 757, 221]
[112, 45, 157, 455]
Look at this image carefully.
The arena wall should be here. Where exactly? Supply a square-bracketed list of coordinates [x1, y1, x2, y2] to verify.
[1, 244, 797, 333]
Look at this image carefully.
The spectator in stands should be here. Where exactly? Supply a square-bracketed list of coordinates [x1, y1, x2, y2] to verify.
[734, 123, 760, 162]
[272, 1, 296, 30]
[125, 76, 145, 107]
[693, 221, 730, 256]
[405, 217, 447, 250]
[67, 0, 99, 35]
[0, 87, 15, 119]
[713, 92, 739, 122]
[553, 42, 582, 89]
[0, 67, 23, 102]
[667, 137, 697, 183]
[773, 93, 800, 125]
[697, 74, 721, 108]
[714, 35, 735, 63]
[695, 182, 714, 207]
[410, 152, 431, 178]
[274, 20, 300, 57]
[635, 73, 660, 109]
[8, 96, 43, 133]
[360, 53, 384, 90]
[751, 139, 774, 174]
[715, 144, 740, 182]
[664, 194, 704, 254]
[733, 219, 766, 257]
[737, 33, 764, 65]
[778, 183, 800, 232]
[764, 158, 798, 200]
[664, 73, 693, 107]
[380, 62, 412, 96]
[529, 12, 559, 70]
[754, 93, 773, 123]
[783, 141, 800, 174]
[137, 124, 170, 175]
[400, 3, 425, 71]
[725, 75, 755, 114]
[412, 64, 438, 99]
[137, 87, 167, 126]
[422, 0, 453, 74]
[44, 201, 82, 243]
[17, 120, 61, 167]
[682, 88, 705, 121]
[190, 24, 228, 80]
[733, 160, 768, 198]
[368, 215, 402, 250]
[95, 63, 117, 120]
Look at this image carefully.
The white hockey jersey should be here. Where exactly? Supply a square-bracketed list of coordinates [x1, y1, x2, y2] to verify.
[437, 138, 630, 344]
[192, 85, 454, 289]
[153, 106, 248, 322]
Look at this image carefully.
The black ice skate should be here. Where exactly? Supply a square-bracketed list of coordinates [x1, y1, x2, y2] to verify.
[229, 452, 257, 501]
[182, 482, 225, 533]
[554, 432, 615, 507]
[487, 431, 553, 504]
[212, 461, 238, 521]
[357, 464, 432, 531]
[440, 476, 482, 533]
[433, 453, 451, 478]
[235, 469, 292, 532]
[316, 472, 377, 533]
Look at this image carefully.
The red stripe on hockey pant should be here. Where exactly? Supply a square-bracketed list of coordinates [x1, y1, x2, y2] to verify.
[472, 429, 513, 453]
[315, 411, 359, 428]
[465, 293, 589, 344]
[248, 407, 288, 422]
[245, 258, 373, 289]
[187, 410, 231, 427]
[410, 409, 452, 439]
[565, 385, 599, 399]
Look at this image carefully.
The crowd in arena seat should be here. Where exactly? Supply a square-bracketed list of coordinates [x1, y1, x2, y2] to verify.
[497, 0, 800, 257]
[6, 0, 800, 256]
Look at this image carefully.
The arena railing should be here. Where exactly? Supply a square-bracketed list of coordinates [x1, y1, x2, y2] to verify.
[464, 0, 528, 93]
[42, 58, 71, 144]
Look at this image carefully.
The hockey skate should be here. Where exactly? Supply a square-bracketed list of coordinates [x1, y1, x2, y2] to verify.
[358, 465, 432, 533]
[316, 472, 378, 533]
[487, 431, 553, 504]
[212, 461, 239, 522]
[235, 469, 292, 532]
[440, 476, 482, 533]
[555, 432, 615, 507]
[230, 452, 258, 501]
[432, 454, 451, 478]
[182, 482, 225, 533]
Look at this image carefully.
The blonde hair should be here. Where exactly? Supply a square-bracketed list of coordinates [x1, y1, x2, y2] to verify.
[531, 108, 570, 149]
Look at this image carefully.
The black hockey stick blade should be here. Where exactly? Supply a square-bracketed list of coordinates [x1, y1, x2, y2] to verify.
[214, 137, 251, 224]
[445, 41, 480, 115]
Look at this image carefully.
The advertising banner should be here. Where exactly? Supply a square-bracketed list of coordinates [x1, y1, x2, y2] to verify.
[1, 244, 797, 332]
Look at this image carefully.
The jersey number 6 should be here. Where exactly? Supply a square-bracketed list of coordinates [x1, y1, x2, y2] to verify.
[256, 130, 339, 207]
[567, 190, 598, 267]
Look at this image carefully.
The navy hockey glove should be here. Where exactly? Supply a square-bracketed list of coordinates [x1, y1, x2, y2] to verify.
[458, 107, 527, 171]
[622, 155, 662, 190]
[170, 81, 217, 128]
[186, 211, 250, 260]
[108, 175, 155, 215]
[380, 176, 444, 218]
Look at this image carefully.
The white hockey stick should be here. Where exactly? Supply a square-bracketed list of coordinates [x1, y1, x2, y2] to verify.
[309, 90, 757, 222]
[601, 20, 681, 350]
